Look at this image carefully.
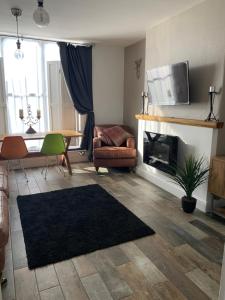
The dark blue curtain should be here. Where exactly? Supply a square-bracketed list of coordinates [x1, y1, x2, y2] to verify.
[58, 42, 94, 160]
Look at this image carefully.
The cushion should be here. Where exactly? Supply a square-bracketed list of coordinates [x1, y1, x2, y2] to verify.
[94, 146, 136, 159]
[95, 126, 113, 146]
[102, 126, 132, 147]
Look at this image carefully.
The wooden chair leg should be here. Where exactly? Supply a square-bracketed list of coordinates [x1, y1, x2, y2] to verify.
[19, 159, 28, 182]
[56, 155, 65, 177]
[41, 157, 49, 180]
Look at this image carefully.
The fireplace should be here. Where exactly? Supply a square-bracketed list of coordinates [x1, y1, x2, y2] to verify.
[143, 131, 178, 175]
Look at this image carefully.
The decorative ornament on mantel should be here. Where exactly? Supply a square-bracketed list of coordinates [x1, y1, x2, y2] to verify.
[205, 86, 219, 122]
[141, 91, 148, 114]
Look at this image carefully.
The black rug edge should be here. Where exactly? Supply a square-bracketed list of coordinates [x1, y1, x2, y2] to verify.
[27, 230, 154, 269]
[17, 184, 101, 201]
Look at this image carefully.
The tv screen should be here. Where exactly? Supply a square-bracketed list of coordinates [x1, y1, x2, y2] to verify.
[147, 61, 189, 105]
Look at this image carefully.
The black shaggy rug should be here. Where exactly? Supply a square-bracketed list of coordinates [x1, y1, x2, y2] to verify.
[17, 184, 154, 269]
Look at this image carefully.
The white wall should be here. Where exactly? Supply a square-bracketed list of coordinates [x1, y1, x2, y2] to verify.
[123, 40, 145, 136]
[0, 58, 7, 135]
[93, 45, 124, 125]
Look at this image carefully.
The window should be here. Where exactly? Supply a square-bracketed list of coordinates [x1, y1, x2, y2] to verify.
[0, 38, 60, 134]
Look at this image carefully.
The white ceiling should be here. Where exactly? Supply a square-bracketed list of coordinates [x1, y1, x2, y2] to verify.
[0, 0, 204, 46]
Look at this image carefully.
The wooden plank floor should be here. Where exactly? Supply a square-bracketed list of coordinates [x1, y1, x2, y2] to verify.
[2, 162, 225, 300]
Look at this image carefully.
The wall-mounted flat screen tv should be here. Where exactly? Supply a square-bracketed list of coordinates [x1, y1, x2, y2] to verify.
[147, 61, 189, 105]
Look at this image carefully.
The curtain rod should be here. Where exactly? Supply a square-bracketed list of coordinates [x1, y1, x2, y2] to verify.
[0, 32, 95, 47]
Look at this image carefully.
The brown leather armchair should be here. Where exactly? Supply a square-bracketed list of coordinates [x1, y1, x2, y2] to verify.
[93, 125, 137, 172]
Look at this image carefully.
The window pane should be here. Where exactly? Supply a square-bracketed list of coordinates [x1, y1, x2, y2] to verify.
[2, 38, 48, 134]
[44, 43, 60, 62]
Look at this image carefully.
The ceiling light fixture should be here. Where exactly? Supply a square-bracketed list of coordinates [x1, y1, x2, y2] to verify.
[11, 7, 24, 60]
[33, 0, 50, 27]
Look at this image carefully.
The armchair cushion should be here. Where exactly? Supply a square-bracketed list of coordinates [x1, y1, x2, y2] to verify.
[95, 126, 113, 146]
[93, 137, 102, 149]
[127, 137, 136, 149]
[101, 126, 132, 147]
[94, 147, 136, 159]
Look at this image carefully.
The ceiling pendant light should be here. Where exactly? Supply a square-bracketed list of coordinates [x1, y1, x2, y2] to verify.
[33, 0, 50, 28]
[11, 8, 24, 60]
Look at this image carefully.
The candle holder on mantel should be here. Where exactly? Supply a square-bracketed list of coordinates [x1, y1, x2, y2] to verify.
[205, 86, 219, 122]
[19, 104, 41, 134]
[141, 91, 148, 114]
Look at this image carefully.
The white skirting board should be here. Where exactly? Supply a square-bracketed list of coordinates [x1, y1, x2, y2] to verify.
[136, 165, 208, 212]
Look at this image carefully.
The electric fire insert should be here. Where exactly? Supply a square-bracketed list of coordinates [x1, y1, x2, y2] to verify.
[143, 131, 178, 175]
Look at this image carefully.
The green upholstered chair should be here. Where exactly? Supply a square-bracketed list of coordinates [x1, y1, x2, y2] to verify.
[41, 134, 66, 179]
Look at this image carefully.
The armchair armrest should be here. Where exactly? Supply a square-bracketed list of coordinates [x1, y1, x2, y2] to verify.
[126, 137, 136, 149]
[93, 137, 102, 149]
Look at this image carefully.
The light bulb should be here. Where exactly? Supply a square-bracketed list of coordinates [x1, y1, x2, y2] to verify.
[33, 7, 50, 27]
[15, 39, 24, 60]
[15, 48, 24, 60]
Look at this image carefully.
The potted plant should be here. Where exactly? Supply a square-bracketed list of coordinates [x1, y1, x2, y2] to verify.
[170, 156, 209, 213]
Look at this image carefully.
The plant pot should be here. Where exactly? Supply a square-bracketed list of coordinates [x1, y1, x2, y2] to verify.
[181, 196, 197, 213]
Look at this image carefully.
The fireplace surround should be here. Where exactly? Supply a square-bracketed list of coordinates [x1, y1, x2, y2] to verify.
[136, 116, 222, 212]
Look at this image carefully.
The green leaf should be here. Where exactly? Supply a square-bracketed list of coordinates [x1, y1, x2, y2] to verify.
[169, 155, 209, 199]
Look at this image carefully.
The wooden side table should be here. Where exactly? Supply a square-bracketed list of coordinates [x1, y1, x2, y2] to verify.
[208, 156, 225, 218]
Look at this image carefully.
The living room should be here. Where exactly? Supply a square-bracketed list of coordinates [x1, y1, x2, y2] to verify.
[0, 0, 225, 299]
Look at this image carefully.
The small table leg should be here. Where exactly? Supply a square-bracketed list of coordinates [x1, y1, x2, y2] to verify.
[64, 152, 72, 175]
[62, 137, 72, 175]
[210, 195, 215, 217]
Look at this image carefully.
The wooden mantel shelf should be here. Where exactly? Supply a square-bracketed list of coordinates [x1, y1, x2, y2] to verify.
[135, 114, 224, 129]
